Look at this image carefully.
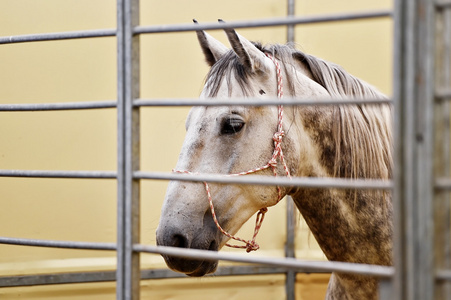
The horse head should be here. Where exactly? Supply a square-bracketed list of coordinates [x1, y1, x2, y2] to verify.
[156, 24, 332, 277]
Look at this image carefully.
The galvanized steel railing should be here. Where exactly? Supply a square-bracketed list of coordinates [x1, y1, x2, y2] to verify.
[0, 0, 450, 299]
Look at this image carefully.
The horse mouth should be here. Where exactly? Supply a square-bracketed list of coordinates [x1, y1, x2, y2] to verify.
[158, 236, 220, 277]
[186, 260, 218, 277]
[162, 255, 218, 277]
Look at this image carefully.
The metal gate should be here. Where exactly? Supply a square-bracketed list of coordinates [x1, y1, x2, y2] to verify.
[0, 0, 450, 299]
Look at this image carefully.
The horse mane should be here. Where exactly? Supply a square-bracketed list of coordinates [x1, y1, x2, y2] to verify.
[205, 43, 393, 182]
[293, 50, 393, 181]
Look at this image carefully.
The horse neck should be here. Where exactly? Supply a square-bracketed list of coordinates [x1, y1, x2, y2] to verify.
[287, 105, 393, 299]
[288, 104, 393, 265]
[291, 186, 393, 265]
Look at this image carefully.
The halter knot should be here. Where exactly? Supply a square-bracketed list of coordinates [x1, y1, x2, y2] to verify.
[273, 131, 285, 143]
[245, 241, 260, 253]
[268, 158, 278, 168]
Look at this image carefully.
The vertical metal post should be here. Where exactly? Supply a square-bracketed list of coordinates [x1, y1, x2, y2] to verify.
[378, 279, 393, 300]
[117, 0, 141, 299]
[434, 3, 451, 299]
[285, 1, 296, 299]
[287, 0, 295, 44]
[393, 0, 436, 299]
[285, 196, 297, 300]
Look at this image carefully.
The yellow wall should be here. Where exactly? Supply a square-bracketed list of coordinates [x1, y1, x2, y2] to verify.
[0, 0, 392, 299]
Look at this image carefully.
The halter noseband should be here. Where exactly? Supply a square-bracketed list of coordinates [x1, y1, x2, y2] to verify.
[173, 53, 291, 252]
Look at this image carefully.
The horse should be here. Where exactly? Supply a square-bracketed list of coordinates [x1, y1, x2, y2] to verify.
[156, 23, 393, 300]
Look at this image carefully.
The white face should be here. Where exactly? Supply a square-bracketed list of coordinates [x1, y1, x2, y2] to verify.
[156, 68, 288, 276]
[156, 27, 329, 277]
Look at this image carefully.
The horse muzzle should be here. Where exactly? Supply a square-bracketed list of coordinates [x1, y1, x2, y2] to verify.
[156, 224, 220, 277]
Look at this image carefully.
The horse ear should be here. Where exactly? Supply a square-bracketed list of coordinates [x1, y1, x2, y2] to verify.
[221, 20, 271, 73]
[194, 19, 228, 67]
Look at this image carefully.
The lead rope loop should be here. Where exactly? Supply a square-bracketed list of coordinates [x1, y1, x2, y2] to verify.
[173, 53, 290, 252]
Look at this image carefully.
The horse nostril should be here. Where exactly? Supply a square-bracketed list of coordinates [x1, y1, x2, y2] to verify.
[208, 240, 218, 251]
[172, 234, 188, 248]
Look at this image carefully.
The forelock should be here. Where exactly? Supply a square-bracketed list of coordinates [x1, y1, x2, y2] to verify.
[204, 50, 252, 97]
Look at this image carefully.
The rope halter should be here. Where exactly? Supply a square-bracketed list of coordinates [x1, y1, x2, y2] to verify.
[173, 53, 291, 253]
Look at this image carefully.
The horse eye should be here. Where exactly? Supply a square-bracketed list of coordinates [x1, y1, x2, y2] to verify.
[221, 117, 245, 135]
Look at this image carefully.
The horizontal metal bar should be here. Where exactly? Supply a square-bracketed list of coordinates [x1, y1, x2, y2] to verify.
[0, 271, 117, 287]
[134, 171, 393, 190]
[135, 10, 392, 34]
[0, 237, 116, 250]
[436, 0, 451, 9]
[435, 178, 451, 190]
[436, 88, 451, 100]
[135, 97, 393, 107]
[0, 265, 314, 288]
[0, 97, 392, 112]
[0, 170, 116, 179]
[141, 265, 304, 280]
[0, 10, 391, 46]
[0, 170, 392, 190]
[436, 270, 451, 281]
[135, 244, 394, 278]
[0, 101, 117, 112]
[0, 28, 116, 45]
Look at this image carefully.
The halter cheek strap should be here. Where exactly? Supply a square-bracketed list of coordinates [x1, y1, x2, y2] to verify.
[173, 53, 291, 253]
